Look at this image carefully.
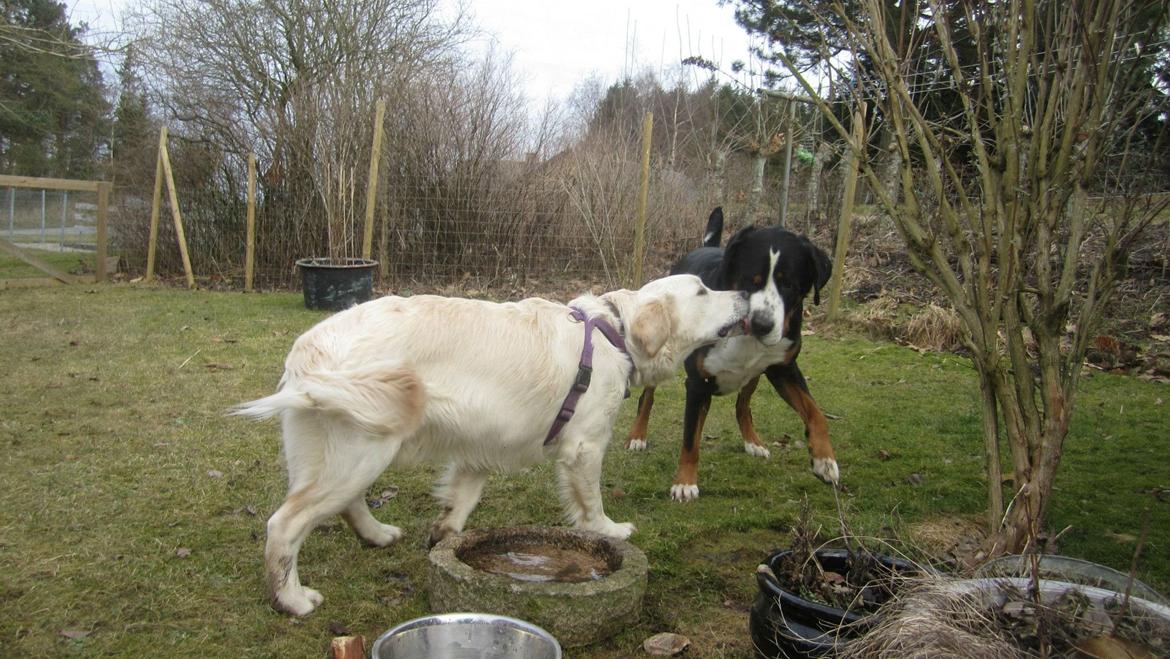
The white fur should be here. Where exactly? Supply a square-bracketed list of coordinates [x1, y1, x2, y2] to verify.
[748, 249, 786, 347]
[670, 483, 700, 502]
[234, 274, 747, 616]
[702, 334, 795, 395]
[744, 442, 771, 458]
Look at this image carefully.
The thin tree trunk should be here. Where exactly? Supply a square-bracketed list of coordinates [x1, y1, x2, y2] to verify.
[708, 149, 727, 210]
[806, 142, 830, 234]
[977, 369, 1004, 533]
[747, 152, 766, 222]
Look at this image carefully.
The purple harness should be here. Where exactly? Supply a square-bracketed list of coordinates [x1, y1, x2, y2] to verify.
[544, 306, 628, 445]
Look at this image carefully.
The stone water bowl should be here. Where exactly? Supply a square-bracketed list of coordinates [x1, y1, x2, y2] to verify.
[428, 526, 648, 647]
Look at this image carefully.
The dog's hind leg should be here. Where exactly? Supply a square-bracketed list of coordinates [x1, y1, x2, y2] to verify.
[735, 376, 771, 458]
[266, 417, 403, 616]
[556, 438, 635, 539]
[625, 387, 656, 451]
[428, 465, 488, 547]
[342, 497, 403, 547]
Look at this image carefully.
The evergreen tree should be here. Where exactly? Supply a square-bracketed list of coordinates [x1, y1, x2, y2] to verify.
[0, 0, 109, 176]
[112, 45, 151, 164]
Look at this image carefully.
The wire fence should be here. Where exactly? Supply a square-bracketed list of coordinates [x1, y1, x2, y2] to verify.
[105, 136, 837, 298]
[3, 187, 99, 253]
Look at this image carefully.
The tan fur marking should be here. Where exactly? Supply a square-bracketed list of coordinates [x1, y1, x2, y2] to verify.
[776, 380, 834, 462]
[735, 376, 765, 448]
[626, 387, 656, 445]
[674, 404, 708, 486]
[630, 299, 674, 358]
[695, 353, 714, 380]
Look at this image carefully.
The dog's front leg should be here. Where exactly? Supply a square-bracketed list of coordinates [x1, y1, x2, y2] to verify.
[765, 362, 839, 484]
[625, 387, 656, 451]
[735, 376, 771, 458]
[671, 379, 713, 501]
[556, 440, 635, 539]
[428, 465, 488, 548]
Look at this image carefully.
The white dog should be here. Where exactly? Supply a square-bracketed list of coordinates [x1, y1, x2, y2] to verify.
[234, 274, 748, 615]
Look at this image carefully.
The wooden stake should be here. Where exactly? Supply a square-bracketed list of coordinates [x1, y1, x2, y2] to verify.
[158, 132, 196, 288]
[632, 111, 653, 288]
[146, 128, 166, 282]
[362, 99, 386, 262]
[826, 103, 866, 321]
[245, 152, 257, 291]
[95, 182, 109, 282]
[0, 238, 77, 284]
[329, 635, 366, 659]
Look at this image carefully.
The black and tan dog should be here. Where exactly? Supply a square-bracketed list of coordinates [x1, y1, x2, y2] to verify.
[626, 207, 839, 500]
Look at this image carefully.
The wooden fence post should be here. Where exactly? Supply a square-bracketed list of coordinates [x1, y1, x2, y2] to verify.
[826, 103, 867, 321]
[158, 130, 196, 288]
[95, 183, 109, 282]
[632, 111, 653, 288]
[146, 127, 166, 282]
[245, 152, 257, 291]
[362, 99, 386, 262]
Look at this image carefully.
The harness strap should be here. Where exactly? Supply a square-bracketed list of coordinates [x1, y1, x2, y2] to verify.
[544, 307, 627, 444]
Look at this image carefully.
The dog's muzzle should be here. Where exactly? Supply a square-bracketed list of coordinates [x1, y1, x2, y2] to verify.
[749, 311, 775, 338]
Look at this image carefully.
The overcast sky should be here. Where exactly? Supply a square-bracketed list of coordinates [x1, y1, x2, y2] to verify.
[68, 0, 762, 105]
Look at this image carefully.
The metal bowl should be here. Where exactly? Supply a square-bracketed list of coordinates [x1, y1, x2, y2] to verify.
[371, 613, 561, 659]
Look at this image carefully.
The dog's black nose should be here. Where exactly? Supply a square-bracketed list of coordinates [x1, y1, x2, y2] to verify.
[750, 313, 774, 337]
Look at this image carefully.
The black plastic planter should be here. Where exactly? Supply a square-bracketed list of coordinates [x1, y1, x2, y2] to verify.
[296, 257, 378, 311]
[749, 548, 925, 658]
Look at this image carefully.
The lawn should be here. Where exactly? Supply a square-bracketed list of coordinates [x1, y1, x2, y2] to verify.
[0, 246, 96, 280]
[0, 284, 1166, 657]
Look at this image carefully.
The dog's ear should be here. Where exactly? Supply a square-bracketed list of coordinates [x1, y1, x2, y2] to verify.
[630, 299, 673, 359]
[808, 242, 833, 306]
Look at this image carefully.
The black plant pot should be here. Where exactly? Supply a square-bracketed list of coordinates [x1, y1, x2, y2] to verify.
[749, 548, 925, 659]
[296, 257, 378, 311]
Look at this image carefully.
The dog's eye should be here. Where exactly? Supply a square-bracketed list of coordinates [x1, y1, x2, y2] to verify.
[696, 287, 707, 296]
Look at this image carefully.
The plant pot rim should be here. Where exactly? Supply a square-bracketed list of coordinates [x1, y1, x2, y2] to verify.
[936, 577, 1170, 619]
[295, 257, 378, 268]
[975, 554, 1168, 605]
[756, 547, 928, 625]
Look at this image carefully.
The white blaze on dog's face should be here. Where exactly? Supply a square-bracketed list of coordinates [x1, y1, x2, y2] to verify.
[617, 274, 749, 387]
[748, 249, 786, 346]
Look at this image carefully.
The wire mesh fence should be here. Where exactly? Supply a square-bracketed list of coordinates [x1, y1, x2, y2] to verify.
[3, 187, 99, 253]
[106, 133, 836, 299]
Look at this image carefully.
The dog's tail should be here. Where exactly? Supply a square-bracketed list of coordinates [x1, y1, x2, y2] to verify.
[702, 207, 724, 248]
[231, 364, 426, 436]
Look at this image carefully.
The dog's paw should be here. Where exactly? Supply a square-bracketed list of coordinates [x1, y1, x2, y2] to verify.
[744, 442, 771, 459]
[670, 483, 700, 502]
[364, 523, 404, 547]
[274, 586, 324, 617]
[626, 438, 647, 451]
[579, 518, 636, 539]
[603, 521, 636, 539]
[812, 457, 840, 485]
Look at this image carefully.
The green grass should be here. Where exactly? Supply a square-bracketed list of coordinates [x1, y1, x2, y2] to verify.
[0, 285, 1166, 658]
[0, 247, 96, 279]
